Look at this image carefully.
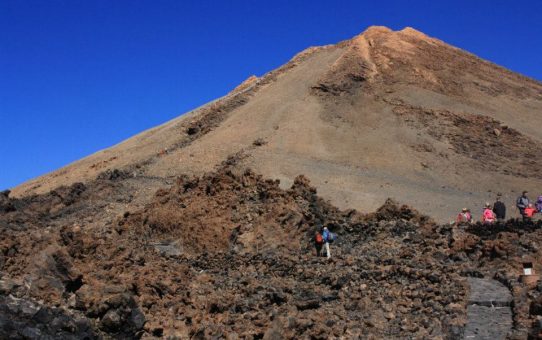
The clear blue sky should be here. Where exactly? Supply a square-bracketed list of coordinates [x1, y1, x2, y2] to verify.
[1, 0, 541, 190]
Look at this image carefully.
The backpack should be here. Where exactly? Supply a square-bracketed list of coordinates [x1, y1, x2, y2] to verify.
[457, 212, 470, 223]
[327, 232, 337, 243]
[525, 207, 536, 218]
[315, 233, 324, 245]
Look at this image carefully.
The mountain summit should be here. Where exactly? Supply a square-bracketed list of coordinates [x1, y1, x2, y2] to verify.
[13, 26, 542, 221]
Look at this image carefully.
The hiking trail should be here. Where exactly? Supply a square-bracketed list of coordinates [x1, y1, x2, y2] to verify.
[464, 277, 513, 339]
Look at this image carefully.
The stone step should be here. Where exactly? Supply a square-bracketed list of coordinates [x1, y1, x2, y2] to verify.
[467, 278, 512, 306]
[464, 278, 513, 340]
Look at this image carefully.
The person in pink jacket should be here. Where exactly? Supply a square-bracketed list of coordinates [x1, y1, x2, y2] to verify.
[482, 203, 496, 224]
[456, 208, 472, 224]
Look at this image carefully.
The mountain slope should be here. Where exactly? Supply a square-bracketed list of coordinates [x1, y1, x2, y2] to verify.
[12, 26, 542, 222]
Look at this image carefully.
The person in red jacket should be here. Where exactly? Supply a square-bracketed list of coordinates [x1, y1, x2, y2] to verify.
[314, 231, 324, 257]
[524, 203, 538, 221]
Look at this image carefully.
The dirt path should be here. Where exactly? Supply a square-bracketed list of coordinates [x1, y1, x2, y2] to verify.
[464, 278, 513, 339]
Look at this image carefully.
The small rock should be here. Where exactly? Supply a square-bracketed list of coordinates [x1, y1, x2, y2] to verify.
[0, 278, 19, 295]
[129, 308, 146, 330]
[385, 312, 395, 320]
[100, 310, 121, 331]
[253, 138, 267, 146]
[262, 325, 282, 340]
[187, 126, 199, 135]
[20, 327, 41, 339]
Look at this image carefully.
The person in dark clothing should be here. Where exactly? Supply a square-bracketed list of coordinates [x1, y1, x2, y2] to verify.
[516, 191, 530, 220]
[493, 196, 506, 222]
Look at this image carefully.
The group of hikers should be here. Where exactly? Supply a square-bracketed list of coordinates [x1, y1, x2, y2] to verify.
[314, 226, 336, 259]
[312, 191, 542, 258]
[456, 191, 542, 225]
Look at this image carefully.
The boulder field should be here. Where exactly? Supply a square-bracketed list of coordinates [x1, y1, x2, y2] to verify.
[2, 163, 542, 338]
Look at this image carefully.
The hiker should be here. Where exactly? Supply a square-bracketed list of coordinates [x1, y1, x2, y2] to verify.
[456, 208, 473, 224]
[516, 191, 530, 219]
[524, 203, 537, 222]
[482, 203, 496, 224]
[536, 195, 542, 214]
[314, 231, 324, 257]
[493, 196, 506, 222]
[322, 226, 331, 259]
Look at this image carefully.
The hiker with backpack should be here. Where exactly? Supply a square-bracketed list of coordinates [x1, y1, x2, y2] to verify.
[493, 196, 506, 222]
[516, 191, 530, 220]
[321, 226, 336, 259]
[536, 195, 542, 215]
[482, 203, 496, 224]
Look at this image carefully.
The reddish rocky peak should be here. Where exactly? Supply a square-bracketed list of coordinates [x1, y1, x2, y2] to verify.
[359, 25, 393, 36]
[355, 25, 430, 39]
[400, 26, 425, 35]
